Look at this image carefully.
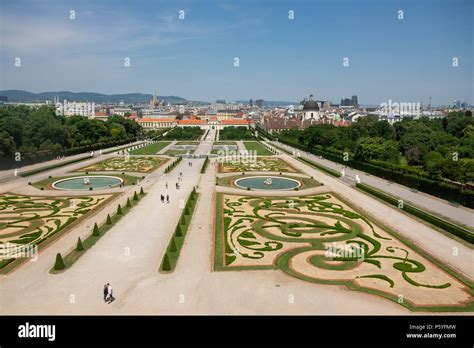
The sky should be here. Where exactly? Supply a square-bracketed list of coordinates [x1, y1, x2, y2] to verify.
[0, 0, 472, 105]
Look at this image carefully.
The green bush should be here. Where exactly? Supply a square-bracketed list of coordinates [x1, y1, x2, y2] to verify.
[176, 224, 183, 237]
[140, 187, 144, 195]
[117, 204, 123, 215]
[76, 237, 84, 251]
[161, 253, 171, 271]
[54, 253, 66, 270]
[133, 191, 139, 201]
[92, 223, 100, 236]
[170, 237, 177, 252]
[126, 198, 131, 208]
[106, 214, 112, 225]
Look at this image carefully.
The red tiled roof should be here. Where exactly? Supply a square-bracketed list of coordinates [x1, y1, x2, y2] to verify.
[178, 119, 207, 125]
[94, 112, 108, 117]
[220, 119, 251, 125]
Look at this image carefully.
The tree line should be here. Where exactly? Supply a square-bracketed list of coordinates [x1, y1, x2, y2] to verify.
[279, 111, 473, 184]
[0, 105, 142, 158]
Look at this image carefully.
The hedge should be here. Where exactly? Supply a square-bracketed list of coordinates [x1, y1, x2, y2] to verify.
[159, 187, 199, 273]
[200, 156, 209, 173]
[356, 182, 474, 244]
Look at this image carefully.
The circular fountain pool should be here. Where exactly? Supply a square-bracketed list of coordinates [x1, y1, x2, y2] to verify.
[234, 176, 301, 190]
[52, 176, 123, 191]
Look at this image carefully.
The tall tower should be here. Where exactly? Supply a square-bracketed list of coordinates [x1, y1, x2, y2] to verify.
[151, 90, 159, 109]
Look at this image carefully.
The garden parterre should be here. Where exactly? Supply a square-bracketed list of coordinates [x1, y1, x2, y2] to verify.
[215, 193, 474, 311]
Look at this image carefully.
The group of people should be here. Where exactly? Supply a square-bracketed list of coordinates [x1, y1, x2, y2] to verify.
[103, 283, 115, 304]
[160, 194, 170, 203]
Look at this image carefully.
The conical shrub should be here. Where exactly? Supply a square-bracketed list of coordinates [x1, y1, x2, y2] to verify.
[184, 206, 190, 215]
[93, 223, 100, 236]
[175, 224, 183, 237]
[126, 198, 131, 208]
[54, 253, 65, 270]
[133, 192, 139, 201]
[117, 204, 123, 215]
[140, 187, 144, 195]
[76, 237, 84, 251]
[180, 214, 186, 225]
[170, 237, 177, 252]
[161, 253, 171, 271]
[106, 214, 112, 225]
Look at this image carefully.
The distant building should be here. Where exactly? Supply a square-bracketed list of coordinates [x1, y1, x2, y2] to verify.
[216, 99, 226, 104]
[340, 98, 351, 106]
[255, 99, 264, 107]
[351, 95, 358, 107]
[249, 99, 253, 107]
[302, 94, 320, 121]
[56, 99, 95, 117]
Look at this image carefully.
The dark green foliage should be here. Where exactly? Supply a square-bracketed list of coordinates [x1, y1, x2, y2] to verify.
[176, 224, 183, 237]
[161, 253, 171, 271]
[133, 191, 139, 201]
[117, 204, 123, 215]
[54, 253, 65, 270]
[170, 237, 177, 252]
[76, 237, 84, 251]
[140, 187, 144, 195]
[162, 127, 204, 140]
[126, 198, 131, 208]
[200, 156, 209, 173]
[93, 223, 100, 236]
[106, 214, 112, 225]
[219, 126, 254, 140]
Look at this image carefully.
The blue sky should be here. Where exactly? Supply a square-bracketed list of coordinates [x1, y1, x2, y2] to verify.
[0, 0, 472, 105]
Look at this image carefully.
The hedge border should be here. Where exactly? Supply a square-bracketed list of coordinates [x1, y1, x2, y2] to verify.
[159, 188, 199, 273]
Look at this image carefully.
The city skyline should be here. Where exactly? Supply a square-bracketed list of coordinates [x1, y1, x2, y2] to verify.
[0, 0, 472, 104]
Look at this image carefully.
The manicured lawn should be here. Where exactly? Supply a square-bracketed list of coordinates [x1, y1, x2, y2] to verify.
[165, 149, 195, 156]
[243, 141, 273, 156]
[129, 142, 171, 155]
[175, 141, 199, 145]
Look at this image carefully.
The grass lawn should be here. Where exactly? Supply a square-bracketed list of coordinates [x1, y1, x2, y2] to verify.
[213, 141, 237, 145]
[32, 173, 142, 190]
[129, 141, 171, 155]
[165, 149, 195, 156]
[244, 141, 274, 156]
[175, 141, 199, 145]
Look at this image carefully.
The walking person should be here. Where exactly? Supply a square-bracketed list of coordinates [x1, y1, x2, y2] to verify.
[166, 194, 170, 203]
[107, 284, 115, 304]
[165, 181, 168, 189]
[103, 284, 108, 302]
[160, 194, 164, 203]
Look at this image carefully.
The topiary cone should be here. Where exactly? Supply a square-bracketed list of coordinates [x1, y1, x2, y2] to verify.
[106, 214, 112, 225]
[184, 206, 190, 215]
[140, 187, 144, 195]
[117, 204, 123, 215]
[76, 237, 84, 251]
[175, 224, 183, 237]
[161, 253, 171, 271]
[54, 253, 66, 270]
[93, 223, 100, 236]
[126, 198, 131, 208]
[133, 192, 139, 201]
[180, 214, 186, 225]
[170, 237, 177, 252]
